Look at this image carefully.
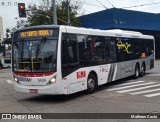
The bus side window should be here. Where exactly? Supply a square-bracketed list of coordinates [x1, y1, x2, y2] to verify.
[146, 39, 154, 56]
[62, 34, 79, 65]
[116, 38, 125, 62]
[140, 39, 146, 54]
[78, 35, 106, 66]
[105, 37, 116, 63]
[89, 36, 105, 65]
[133, 39, 140, 59]
[61, 33, 79, 78]
[77, 35, 90, 66]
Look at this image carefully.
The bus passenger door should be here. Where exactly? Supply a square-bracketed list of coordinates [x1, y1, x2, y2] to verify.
[61, 33, 85, 94]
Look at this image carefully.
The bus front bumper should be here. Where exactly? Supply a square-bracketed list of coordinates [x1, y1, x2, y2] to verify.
[13, 82, 65, 95]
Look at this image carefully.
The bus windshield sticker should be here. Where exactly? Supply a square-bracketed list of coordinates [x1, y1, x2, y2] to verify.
[26, 42, 32, 51]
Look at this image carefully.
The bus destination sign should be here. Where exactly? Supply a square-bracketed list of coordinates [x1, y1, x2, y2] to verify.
[20, 30, 55, 38]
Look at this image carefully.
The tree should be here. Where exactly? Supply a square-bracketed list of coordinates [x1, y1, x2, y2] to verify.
[27, 0, 83, 26]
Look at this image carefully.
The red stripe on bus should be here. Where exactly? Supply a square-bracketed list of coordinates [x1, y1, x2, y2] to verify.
[13, 72, 55, 77]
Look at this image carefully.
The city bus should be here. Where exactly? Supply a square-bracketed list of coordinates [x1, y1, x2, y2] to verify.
[12, 25, 154, 94]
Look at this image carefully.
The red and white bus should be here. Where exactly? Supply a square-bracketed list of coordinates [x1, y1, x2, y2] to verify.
[12, 25, 154, 94]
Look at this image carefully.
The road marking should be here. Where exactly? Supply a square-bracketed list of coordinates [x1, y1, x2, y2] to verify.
[107, 82, 155, 91]
[130, 88, 160, 95]
[146, 74, 160, 76]
[6, 80, 13, 84]
[118, 81, 144, 86]
[144, 92, 160, 97]
[118, 84, 160, 93]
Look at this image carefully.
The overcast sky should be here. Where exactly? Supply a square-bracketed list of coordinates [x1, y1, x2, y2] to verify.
[1, 0, 160, 36]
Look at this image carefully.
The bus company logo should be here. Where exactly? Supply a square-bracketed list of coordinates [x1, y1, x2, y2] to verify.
[2, 114, 11, 119]
[26, 78, 32, 82]
[117, 41, 131, 53]
[38, 78, 46, 82]
[100, 66, 108, 72]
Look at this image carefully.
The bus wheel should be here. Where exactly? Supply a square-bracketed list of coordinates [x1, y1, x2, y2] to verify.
[86, 74, 97, 94]
[0, 64, 3, 69]
[140, 63, 145, 77]
[133, 64, 139, 79]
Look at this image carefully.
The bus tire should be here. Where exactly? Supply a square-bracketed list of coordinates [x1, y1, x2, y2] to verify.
[86, 74, 97, 94]
[140, 63, 145, 77]
[133, 64, 139, 79]
[0, 64, 3, 69]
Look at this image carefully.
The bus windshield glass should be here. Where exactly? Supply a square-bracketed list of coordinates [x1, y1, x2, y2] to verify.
[13, 29, 58, 72]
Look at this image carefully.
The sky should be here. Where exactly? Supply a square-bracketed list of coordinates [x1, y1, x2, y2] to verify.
[0, 0, 160, 37]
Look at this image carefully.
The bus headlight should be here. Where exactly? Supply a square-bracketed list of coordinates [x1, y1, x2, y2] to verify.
[50, 78, 56, 83]
[49, 76, 56, 84]
[14, 78, 18, 82]
[14, 77, 19, 83]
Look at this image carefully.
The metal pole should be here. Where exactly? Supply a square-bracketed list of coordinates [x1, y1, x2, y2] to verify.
[52, 0, 57, 25]
[67, 0, 70, 25]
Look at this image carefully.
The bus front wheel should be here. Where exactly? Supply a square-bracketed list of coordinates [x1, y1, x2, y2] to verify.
[86, 74, 97, 94]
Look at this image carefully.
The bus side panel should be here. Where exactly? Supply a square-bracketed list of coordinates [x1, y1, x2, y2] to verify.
[61, 68, 88, 94]
[61, 64, 115, 94]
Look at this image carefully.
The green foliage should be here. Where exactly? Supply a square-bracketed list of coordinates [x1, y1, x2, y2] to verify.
[28, 0, 82, 26]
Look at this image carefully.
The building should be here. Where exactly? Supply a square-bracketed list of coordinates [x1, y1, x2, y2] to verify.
[79, 8, 160, 59]
[0, 16, 4, 44]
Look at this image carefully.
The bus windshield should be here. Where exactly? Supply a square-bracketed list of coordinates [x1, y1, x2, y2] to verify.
[13, 38, 57, 72]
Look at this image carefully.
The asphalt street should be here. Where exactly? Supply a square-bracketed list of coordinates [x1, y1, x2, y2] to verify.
[1, 61, 160, 122]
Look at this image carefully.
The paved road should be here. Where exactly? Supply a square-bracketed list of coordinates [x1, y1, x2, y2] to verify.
[1, 61, 160, 122]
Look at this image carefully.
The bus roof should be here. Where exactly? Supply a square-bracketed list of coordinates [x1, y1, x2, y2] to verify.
[14, 25, 154, 40]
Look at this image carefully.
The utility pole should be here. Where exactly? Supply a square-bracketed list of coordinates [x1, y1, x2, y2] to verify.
[52, 0, 57, 25]
[67, 0, 70, 26]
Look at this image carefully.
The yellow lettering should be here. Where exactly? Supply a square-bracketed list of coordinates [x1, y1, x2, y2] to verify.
[38, 30, 50, 36]
[27, 31, 37, 37]
[20, 30, 52, 37]
[20, 32, 26, 37]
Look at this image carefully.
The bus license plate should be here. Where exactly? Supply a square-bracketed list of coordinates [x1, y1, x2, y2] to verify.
[30, 89, 38, 93]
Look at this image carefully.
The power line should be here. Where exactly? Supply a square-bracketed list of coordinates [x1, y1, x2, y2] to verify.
[84, 2, 104, 8]
[122, 2, 160, 9]
[105, 0, 115, 8]
[95, 0, 108, 9]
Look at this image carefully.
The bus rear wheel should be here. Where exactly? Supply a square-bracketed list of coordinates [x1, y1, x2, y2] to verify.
[133, 64, 139, 79]
[86, 74, 97, 94]
[140, 63, 145, 77]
